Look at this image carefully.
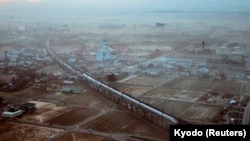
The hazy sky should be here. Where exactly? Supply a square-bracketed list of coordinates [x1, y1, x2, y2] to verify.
[0, 0, 250, 14]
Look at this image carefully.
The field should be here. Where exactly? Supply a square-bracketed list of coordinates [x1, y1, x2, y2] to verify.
[162, 78, 248, 95]
[114, 75, 175, 97]
[118, 84, 152, 97]
[121, 75, 168, 86]
[211, 81, 242, 94]
[180, 105, 225, 124]
[21, 101, 71, 123]
[46, 108, 100, 126]
[112, 75, 248, 125]
[55, 132, 119, 141]
[0, 88, 46, 104]
[13, 88, 45, 99]
[140, 97, 192, 118]
[36, 65, 65, 76]
[243, 83, 250, 95]
[163, 78, 220, 91]
[143, 88, 180, 99]
[43, 92, 75, 101]
[169, 90, 205, 102]
[0, 122, 64, 141]
[81, 111, 168, 141]
[62, 90, 115, 110]
[139, 97, 227, 124]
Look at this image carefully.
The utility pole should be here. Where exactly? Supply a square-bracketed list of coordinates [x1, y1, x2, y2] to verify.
[202, 41, 205, 51]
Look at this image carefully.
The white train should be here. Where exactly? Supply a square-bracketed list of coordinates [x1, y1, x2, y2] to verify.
[45, 44, 179, 125]
[81, 73, 178, 124]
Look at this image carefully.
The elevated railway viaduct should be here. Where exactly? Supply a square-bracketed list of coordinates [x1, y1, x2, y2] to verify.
[45, 39, 180, 130]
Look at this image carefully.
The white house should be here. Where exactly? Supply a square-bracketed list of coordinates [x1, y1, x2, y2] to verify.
[96, 41, 113, 61]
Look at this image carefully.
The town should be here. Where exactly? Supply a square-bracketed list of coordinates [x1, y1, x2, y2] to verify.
[1, 10, 250, 141]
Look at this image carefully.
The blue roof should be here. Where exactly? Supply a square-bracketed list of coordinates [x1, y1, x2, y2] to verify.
[98, 41, 113, 52]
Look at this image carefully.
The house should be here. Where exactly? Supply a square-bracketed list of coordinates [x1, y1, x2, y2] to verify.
[22, 103, 36, 112]
[60, 86, 81, 94]
[60, 86, 72, 93]
[63, 80, 74, 84]
[96, 41, 113, 61]
[123, 66, 137, 74]
[146, 68, 163, 75]
[198, 67, 210, 79]
[197, 64, 210, 79]
[45, 83, 60, 92]
[156, 23, 165, 28]
[68, 56, 76, 63]
[229, 99, 237, 105]
[2, 110, 23, 118]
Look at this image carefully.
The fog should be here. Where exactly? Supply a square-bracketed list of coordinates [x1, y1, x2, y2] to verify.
[1, 0, 250, 136]
[1, 0, 250, 14]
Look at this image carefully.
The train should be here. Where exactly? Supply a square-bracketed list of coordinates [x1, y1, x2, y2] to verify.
[45, 41, 178, 125]
[81, 73, 178, 124]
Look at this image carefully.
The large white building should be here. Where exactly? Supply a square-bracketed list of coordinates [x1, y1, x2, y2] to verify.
[96, 41, 113, 61]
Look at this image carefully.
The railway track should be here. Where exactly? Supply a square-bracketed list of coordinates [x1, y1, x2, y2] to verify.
[45, 38, 179, 129]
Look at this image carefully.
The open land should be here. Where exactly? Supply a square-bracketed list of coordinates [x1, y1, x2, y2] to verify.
[0, 122, 64, 141]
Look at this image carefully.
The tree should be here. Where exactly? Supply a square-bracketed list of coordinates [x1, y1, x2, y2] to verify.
[106, 73, 117, 81]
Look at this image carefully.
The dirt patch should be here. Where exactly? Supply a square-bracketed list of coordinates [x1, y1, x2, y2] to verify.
[163, 78, 220, 91]
[81, 111, 168, 141]
[63, 90, 114, 110]
[211, 81, 241, 94]
[55, 132, 119, 141]
[181, 105, 224, 123]
[120, 84, 152, 97]
[22, 102, 71, 123]
[28, 100, 52, 109]
[144, 88, 180, 98]
[0, 122, 64, 141]
[13, 88, 45, 99]
[243, 83, 250, 95]
[36, 65, 65, 76]
[139, 97, 192, 118]
[0, 74, 16, 82]
[169, 90, 205, 102]
[122, 75, 168, 86]
[46, 108, 100, 126]
[44, 92, 75, 101]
